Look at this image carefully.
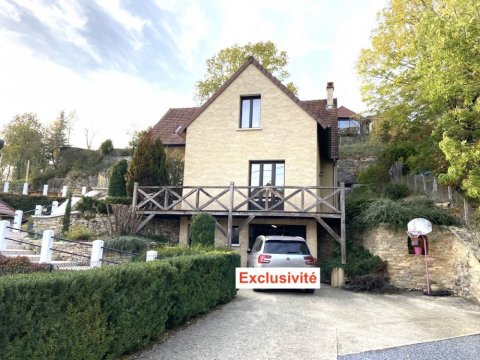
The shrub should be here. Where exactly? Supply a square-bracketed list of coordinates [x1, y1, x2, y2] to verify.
[384, 183, 410, 200]
[0, 253, 239, 359]
[0, 193, 65, 212]
[103, 236, 151, 254]
[66, 225, 92, 241]
[0, 255, 50, 276]
[99, 139, 114, 155]
[357, 164, 390, 185]
[189, 213, 215, 247]
[156, 245, 232, 258]
[62, 191, 72, 233]
[108, 160, 128, 197]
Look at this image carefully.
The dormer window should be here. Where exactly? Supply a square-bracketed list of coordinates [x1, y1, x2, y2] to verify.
[240, 96, 261, 128]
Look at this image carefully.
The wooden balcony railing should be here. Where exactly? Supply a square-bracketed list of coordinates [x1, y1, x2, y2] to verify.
[132, 183, 344, 217]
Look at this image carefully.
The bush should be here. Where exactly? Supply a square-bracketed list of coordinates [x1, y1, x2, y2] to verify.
[62, 192, 72, 234]
[156, 245, 232, 258]
[357, 164, 390, 185]
[384, 183, 410, 200]
[75, 196, 133, 215]
[99, 139, 114, 156]
[0, 255, 50, 276]
[0, 193, 65, 212]
[66, 225, 92, 241]
[104, 236, 151, 254]
[189, 213, 215, 247]
[0, 252, 239, 359]
[108, 160, 128, 197]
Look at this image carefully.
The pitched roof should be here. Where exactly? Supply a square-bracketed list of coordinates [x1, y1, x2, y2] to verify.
[150, 107, 200, 145]
[0, 199, 15, 217]
[337, 106, 358, 119]
[179, 56, 337, 133]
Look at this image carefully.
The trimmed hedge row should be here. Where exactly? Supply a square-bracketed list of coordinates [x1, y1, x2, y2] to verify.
[0, 193, 65, 213]
[0, 253, 239, 359]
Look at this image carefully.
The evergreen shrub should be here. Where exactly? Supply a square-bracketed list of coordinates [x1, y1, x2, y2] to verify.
[108, 160, 128, 197]
[0, 252, 239, 359]
[189, 213, 215, 247]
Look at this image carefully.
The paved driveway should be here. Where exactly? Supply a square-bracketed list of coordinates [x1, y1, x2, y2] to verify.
[127, 286, 480, 360]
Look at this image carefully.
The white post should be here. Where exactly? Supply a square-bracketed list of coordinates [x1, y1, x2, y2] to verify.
[42, 184, 48, 196]
[22, 183, 28, 195]
[13, 210, 23, 233]
[90, 240, 104, 268]
[34, 205, 43, 216]
[0, 220, 9, 251]
[62, 186, 68, 197]
[3, 181, 9, 193]
[51, 201, 59, 213]
[146, 250, 157, 262]
[81, 186, 87, 195]
[40, 229, 54, 263]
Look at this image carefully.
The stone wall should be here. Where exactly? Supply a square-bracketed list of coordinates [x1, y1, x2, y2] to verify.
[32, 213, 180, 244]
[337, 157, 377, 185]
[359, 225, 480, 303]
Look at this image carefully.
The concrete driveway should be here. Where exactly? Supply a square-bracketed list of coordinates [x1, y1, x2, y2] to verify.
[127, 286, 480, 360]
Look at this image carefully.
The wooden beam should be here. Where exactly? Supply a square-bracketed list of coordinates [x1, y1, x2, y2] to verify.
[227, 182, 234, 248]
[314, 215, 341, 244]
[132, 182, 138, 209]
[340, 182, 346, 264]
[136, 214, 155, 233]
[215, 219, 228, 238]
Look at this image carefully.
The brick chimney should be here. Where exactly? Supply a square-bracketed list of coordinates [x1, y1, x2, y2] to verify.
[326, 82, 334, 109]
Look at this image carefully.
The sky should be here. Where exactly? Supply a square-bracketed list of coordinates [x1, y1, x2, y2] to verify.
[0, 0, 387, 149]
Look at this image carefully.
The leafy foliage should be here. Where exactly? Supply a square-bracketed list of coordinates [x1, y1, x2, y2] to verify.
[0, 253, 239, 359]
[126, 130, 168, 194]
[99, 139, 114, 155]
[194, 41, 298, 104]
[384, 183, 410, 200]
[104, 236, 151, 254]
[108, 159, 128, 197]
[65, 225, 92, 241]
[189, 213, 216, 247]
[45, 111, 69, 169]
[357, 0, 480, 202]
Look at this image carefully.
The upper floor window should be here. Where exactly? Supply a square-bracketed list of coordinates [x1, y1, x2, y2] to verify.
[240, 96, 261, 128]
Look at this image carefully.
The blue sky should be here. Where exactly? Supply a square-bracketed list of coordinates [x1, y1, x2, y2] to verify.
[0, 0, 386, 148]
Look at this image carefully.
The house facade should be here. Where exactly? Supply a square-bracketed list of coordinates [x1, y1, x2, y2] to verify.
[141, 57, 345, 265]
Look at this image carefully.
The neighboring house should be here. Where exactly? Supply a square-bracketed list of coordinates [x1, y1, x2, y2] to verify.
[141, 56, 346, 265]
[337, 106, 360, 134]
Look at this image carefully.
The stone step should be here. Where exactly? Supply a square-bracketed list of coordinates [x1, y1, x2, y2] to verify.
[0, 249, 36, 256]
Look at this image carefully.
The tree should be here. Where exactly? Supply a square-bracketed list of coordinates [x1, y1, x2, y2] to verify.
[100, 139, 114, 156]
[189, 213, 215, 247]
[45, 110, 68, 169]
[62, 191, 73, 234]
[357, 0, 480, 201]
[166, 150, 184, 186]
[108, 159, 128, 197]
[1, 113, 46, 180]
[194, 41, 298, 104]
[126, 130, 168, 194]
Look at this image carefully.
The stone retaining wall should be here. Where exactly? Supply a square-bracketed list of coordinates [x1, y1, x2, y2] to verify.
[360, 225, 480, 303]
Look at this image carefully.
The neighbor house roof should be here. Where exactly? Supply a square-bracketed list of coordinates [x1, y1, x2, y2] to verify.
[151, 107, 200, 146]
[0, 200, 15, 218]
[337, 106, 358, 119]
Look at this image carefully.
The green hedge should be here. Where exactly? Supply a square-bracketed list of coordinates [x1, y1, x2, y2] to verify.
[0, 193, 65, 213]
[0, 253, 239, 359]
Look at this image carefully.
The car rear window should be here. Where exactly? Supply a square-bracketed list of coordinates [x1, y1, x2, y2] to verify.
[263, 240, 310, 255]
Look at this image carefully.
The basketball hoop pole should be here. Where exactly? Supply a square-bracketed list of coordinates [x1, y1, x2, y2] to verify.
[423, 236, 431, 295]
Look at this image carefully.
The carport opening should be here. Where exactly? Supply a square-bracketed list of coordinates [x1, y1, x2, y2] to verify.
[248, 224, 306, 249]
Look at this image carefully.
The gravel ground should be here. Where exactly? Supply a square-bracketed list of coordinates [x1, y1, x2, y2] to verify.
[126, 287, 480, 360]
[339, 334, 480, 360]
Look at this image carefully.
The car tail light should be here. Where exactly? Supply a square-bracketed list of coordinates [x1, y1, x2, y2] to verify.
[258, 254, 272, 264]
[304, 255, 316, 265]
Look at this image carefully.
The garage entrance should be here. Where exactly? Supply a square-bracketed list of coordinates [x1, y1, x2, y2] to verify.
[248, 224, 306, 249]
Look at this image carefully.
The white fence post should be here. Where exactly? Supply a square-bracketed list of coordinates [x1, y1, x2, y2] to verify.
[146, 250, 157, 262]
[81, 186, 87, 195]
[22, 183, 28, 195]
[62, 186, 68, 197]
[13, 210, 23, 233]
[90, 240, 104, 268]
[51, 201, 59, 213]
[43, 184, 48, 196]
[40, 229, 54, 263]
[35, 205, 43, 216]
[3, 181, 9, 193]
[0, 220, 9, 251]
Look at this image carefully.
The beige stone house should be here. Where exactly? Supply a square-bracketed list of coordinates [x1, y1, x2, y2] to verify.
[138, 57, 346, 265]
